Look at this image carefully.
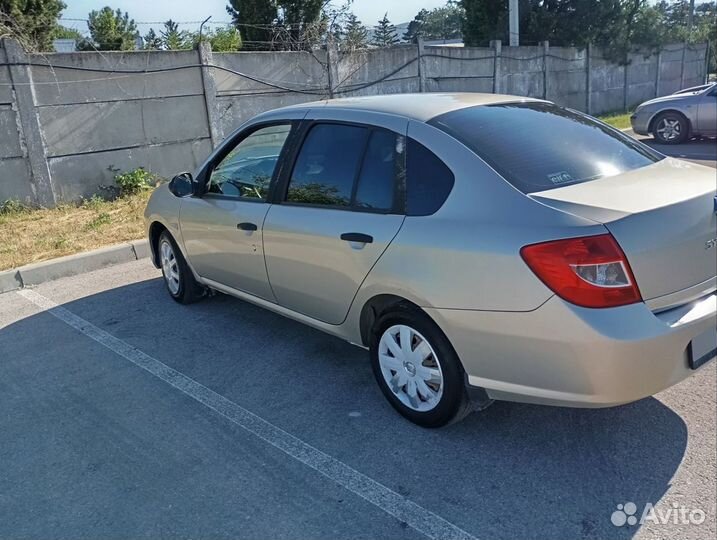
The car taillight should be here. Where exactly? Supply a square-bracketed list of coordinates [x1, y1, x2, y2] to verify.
[520, 234, 642, 308]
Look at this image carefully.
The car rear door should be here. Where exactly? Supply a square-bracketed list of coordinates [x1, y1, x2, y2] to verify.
[262, 118, 407, 324]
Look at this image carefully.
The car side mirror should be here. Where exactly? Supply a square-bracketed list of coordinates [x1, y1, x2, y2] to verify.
[168, 172, 196, 198]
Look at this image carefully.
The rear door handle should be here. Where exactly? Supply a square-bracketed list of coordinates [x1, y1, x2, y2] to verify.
[340, 232, 373, 244]
[237, 222, 258, 231]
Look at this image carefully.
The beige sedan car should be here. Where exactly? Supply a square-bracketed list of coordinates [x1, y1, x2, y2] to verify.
[145, 93, 717, 427]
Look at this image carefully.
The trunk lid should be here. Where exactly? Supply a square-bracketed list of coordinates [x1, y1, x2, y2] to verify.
[531, 158, 717, 303]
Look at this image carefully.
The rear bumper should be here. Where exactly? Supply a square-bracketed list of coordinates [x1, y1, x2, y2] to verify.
[426, 292, 716, 408]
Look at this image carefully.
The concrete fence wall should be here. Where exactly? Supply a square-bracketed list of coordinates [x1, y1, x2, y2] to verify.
[0, 38, 708, 206]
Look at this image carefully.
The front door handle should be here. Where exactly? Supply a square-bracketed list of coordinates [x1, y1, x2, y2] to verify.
[340, 232, 373, 244]
[237, 222, 258, 231]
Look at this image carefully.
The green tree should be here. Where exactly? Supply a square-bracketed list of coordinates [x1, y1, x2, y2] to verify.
[226, 0, 277, 49]
[190, 25, 243, 51]
[273, 0, 324, 49]
[372, 13, 398, 47]
[208, 26, 243, 51]
[341, 13, 368, 50]
[51, 25, 82, 41]
[461, 0, 506, 46]
[161, 19, 190, 49]
[79, 6, 138, 50]
[0, 0, 66, 51]
[142, 28, 162, 50]
[422, 1, 464, 41]
[404, 9, 428, 43]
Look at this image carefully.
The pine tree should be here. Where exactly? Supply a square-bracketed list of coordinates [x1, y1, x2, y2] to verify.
[372, 13, 398, 47]
[404, 9, 428, 43]
[142, 28, 162, 50]
[226, 0, 278, 49]
[161, 19, 189, 50]
[342, 13, 368, 50]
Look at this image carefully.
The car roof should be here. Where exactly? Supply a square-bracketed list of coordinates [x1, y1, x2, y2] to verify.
[270, 92, 545, 123]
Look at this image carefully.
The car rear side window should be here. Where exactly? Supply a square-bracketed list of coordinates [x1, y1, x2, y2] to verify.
[429, 102, 662, 193]
[406, 138, 455, 216]
[285, 123, 399, 212]
[287, 124, 366, 207]
[354, 129, 397, 211]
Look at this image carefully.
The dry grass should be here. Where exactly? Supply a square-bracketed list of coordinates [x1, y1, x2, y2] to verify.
[0, 192, 151, 271]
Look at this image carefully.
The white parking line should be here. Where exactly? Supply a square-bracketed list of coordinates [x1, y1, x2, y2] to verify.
[17, 288, 477, 540]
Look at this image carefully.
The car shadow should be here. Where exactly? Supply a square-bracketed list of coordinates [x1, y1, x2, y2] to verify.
[2, 277, 691, 540]
[634, 133, 717, 163]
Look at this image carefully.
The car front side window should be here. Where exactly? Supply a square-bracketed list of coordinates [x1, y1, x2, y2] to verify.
[209, 124, 292, 200]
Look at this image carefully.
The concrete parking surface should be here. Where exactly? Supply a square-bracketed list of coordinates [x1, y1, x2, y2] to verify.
[1, 259, 715, 540]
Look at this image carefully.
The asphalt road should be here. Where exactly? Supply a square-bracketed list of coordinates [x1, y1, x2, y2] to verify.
[625, 130, 717, 169]
[1, 260, 715, 540]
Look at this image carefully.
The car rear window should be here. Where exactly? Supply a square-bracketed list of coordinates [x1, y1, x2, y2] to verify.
[429, 102, 662, 193]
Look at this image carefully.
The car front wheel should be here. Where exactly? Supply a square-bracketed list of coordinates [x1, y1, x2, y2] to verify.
[652, 111, 689, 144]
[370, 305, 471, 427]
[158, 231, 205, 304]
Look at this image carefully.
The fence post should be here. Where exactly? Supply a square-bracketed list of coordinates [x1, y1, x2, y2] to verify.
[198, 41, 224, 149]
[542, 41, 550, 100]
[704, 41, 710, 84]
[326, 38, 339, 98]
[1, 38, 55, 206]
[417, 36, 426, 93]
[585, 42, 592, 114]
[623, 54, 629, 112]
[490, 40, 502, 94]
[679, 41, 687, 88]
[655, 48, 662, 97]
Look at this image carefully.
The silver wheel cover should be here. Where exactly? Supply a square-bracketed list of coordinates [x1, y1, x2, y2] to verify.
[378, 324, 444, 412]
[160, 239, 181, 295]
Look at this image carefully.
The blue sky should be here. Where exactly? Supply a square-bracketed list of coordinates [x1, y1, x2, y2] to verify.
[61, 1, 447, 34]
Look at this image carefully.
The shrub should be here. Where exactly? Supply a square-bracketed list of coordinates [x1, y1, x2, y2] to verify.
[81, 194, 107, 210]
[0, 200, 29, 215]
[114, 167, 157, 197]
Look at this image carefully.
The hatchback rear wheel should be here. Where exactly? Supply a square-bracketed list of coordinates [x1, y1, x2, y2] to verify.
[370, 305, 471, 427]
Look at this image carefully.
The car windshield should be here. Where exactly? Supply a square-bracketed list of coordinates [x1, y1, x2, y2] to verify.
[429, 102, 663, 193]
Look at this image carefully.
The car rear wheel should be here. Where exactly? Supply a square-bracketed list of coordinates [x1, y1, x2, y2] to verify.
[158, 231, 205, 304]
[652, 111, 689, 144]
[370, 305, 471, 427]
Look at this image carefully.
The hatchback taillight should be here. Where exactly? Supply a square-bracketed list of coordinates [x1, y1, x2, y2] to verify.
[520, 234, 642, 308]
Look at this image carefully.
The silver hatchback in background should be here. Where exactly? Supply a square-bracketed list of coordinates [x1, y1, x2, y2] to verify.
[146, 93, 717, 427]
[630, 82, 717, 144]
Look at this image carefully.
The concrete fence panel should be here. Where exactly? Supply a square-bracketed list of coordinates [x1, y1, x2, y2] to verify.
[213, 50, 328, 134]
[0, 39, 708, 206]
[421, 47, 494, 94]
[336, 45, 420, 97]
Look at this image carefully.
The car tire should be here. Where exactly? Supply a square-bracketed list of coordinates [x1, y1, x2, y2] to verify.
[652, 111, 689, 144]
[369, 304, 471, 427]
[158, 231, 205, 304]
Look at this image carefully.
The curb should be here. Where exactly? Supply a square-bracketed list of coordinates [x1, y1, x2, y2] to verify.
[0, 239, 150, 294]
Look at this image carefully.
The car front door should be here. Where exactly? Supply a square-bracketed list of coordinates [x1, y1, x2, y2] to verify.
[262, 120, 406, 324]
[180, 122, 294, 301]
[697, 86, 717, 135]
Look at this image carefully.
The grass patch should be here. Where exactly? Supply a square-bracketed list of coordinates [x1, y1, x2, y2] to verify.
[599, 111, 633, 130]
[0, 191, 151, 271]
